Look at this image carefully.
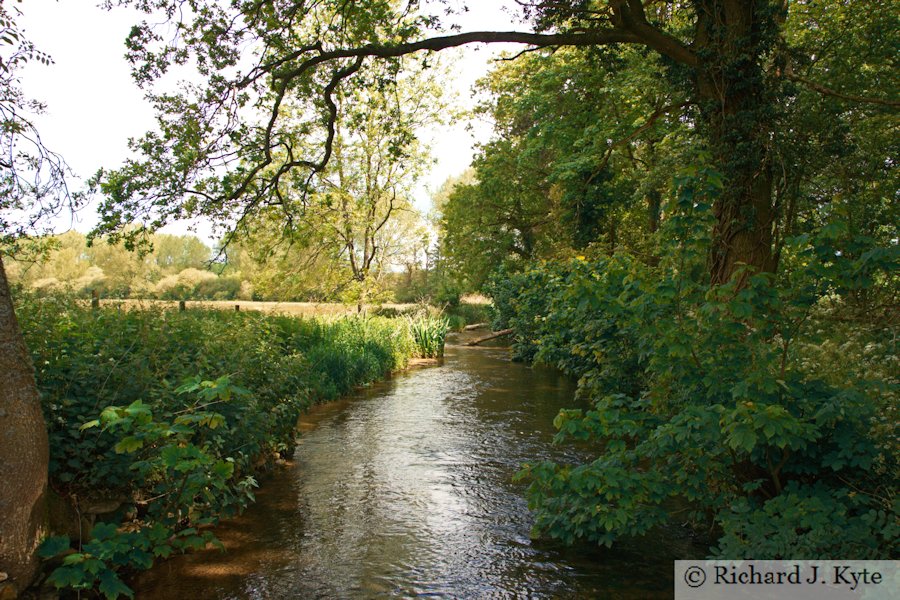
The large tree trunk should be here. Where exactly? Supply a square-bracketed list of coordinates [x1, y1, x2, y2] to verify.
[0, 256, 49, 595]
[695, 0, 780, 285]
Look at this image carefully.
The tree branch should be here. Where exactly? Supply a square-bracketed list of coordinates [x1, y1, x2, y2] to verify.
[785, 72, 900, 109]
[273, 29, 694, 85]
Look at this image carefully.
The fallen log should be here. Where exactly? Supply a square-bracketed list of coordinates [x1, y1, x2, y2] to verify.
[463, 322, 489, 331]
[465, 328, 514, 346]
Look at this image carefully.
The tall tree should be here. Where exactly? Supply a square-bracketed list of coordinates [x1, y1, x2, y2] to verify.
[0, 258, 47, 596]
[439, 42, 690, 284]
[234, 56, 443, 306]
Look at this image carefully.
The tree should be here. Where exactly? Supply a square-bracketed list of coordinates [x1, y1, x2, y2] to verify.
[0, 258, 48, 596]
[9, 232, 217, 298]
[233, 56, 444, 306]
[437, 40, 698, 287]
[440, 142, 557, 289]
[457, 3, 898, 555]
[150, 233, 211, 273]
[0, 3, 80, 593]
[97, 0, 896, 287]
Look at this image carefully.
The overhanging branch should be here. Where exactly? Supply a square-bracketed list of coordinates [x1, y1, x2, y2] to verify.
[273, 28, 697, 84]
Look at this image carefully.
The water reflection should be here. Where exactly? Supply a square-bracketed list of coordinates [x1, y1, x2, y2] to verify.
[134, 339, 701, 598]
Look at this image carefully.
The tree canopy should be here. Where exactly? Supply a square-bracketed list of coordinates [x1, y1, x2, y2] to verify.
[97, 0, 897, 287]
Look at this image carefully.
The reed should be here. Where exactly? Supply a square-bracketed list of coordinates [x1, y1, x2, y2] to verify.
[406, 314, 450, 358]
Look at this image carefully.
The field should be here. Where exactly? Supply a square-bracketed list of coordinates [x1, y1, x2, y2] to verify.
[102, 298, 419, 316]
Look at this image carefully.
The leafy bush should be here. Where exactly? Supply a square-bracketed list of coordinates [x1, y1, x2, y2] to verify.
[40, 380, 246, 599]
[503, 170, 898, 559]
[486, 265, 557, 362]
[152, 268, 217, 300]
[193, 275, 242, 300]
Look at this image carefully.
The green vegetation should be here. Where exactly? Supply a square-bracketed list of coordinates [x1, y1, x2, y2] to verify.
[5, 231, 236, 300]
[406, 314, 450, 358]
[427, 1, 898, 562]
[15, 294, 428, 596]
[493, 169, 897, 558]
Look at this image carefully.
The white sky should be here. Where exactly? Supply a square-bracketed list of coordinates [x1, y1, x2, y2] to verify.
[17, 0, 522, 245]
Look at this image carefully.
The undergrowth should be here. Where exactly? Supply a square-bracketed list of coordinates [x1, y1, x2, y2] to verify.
[14, 295, 428, 598]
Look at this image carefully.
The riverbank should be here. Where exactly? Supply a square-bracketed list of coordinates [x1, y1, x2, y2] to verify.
[14, 293, 450, 597]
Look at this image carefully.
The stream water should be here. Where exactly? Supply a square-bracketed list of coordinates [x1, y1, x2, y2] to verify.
[133, 334, 703, 598]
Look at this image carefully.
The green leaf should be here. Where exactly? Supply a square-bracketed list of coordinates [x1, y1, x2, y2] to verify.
[38, 535, 71, 558]
[98, 569, 134, 600]
[62, 553, 86, 565]
[114, 436, 143, 454]
[124, 400, 152, 420]
[728, 426, 758, 453]
[90, 522, 118, 541]
[47, 566, 85, 589]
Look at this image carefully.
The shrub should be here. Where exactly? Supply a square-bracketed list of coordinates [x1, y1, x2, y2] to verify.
[502, 172, 898, 558]
[193, 275, 242, 300]
[152, 268, 217, 300]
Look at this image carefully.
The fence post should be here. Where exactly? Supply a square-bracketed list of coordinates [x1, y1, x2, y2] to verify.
[91, 289, 100, 310]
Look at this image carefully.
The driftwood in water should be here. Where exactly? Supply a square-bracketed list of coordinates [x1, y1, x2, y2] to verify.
[463, 322, 489, 331]
[465, 328, 514, 346]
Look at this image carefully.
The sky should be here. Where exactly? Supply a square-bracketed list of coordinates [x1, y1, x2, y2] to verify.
[17, 0, 523, 245]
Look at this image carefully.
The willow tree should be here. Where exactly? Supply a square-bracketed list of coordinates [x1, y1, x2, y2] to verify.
[98, 0, 896, 286]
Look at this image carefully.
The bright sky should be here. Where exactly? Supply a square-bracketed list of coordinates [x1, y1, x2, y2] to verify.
[18, 1, 522, 245]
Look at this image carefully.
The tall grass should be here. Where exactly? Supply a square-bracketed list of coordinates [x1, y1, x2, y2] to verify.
[405, 314, 450, 358]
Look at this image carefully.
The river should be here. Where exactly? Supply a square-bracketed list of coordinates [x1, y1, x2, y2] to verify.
[133, 334, 703, 598]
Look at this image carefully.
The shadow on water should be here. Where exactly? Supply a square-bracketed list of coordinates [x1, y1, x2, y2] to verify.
[133, 333, 706, 599]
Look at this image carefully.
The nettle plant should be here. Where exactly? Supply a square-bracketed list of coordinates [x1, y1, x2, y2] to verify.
[39, 377, 258, 599]
[511, 167, 897, 558]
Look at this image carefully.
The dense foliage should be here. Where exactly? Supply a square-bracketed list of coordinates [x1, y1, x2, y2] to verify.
[492, 169, 897, 558]
[15, 295, 431, 596]
[421, 0, 899, 561]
